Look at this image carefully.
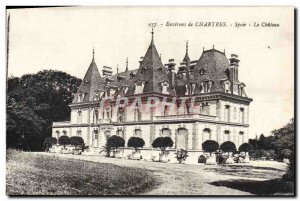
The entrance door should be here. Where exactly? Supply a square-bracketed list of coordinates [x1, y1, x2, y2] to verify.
[176, 128, 188, 150]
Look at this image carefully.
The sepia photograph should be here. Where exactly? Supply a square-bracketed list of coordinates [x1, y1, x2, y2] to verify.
[6, 6, 295, 196]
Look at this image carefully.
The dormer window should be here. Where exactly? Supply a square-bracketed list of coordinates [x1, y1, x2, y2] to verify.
[185, 83, 196, 95]
[78, 93, 85, 102]
[123, 86, 128, 94]
[141, 67, 147, 74]
[224, 81, 231, 93]
[130, 72, 135, 79]
[83, 80, 88, 85]
[161, 82, 169, 95]
[134, 82, 145, 94]
[200, 81, 212, 93]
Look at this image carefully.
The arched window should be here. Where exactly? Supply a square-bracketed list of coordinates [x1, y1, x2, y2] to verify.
[161, 128, 171, 137]
[200, 103, 210, 115]
[233, 107, 237, 120]
[161, 82, 169, 95]
[77, 130, 82, 137]
[134, 129, 142, 138]
[223, 130, 230, 142]
[93, 130, 99, 147]
[202, 128, 211, 143]
[116, 128, 124, 138]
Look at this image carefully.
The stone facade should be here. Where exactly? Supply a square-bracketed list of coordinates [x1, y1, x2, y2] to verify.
[52, 32, 252, 161]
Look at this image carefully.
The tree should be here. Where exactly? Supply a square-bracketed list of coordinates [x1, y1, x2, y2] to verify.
[220, 141, 236, 155]
[69, 136, 84, 149]
[7, 70, 81, 151]
[175, 149, 189, 164]
[107, 135, 125, 151]
[58, 136, 70, 148]
[238, 143, 253, 153]
[202, 140, 219, 156]
[43, 137, 57, 152]
[152, 137, 174, 152]
[127, 137, 145, 151]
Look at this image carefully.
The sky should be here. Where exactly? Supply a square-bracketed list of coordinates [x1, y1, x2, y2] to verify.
[7, 7, 294, 138]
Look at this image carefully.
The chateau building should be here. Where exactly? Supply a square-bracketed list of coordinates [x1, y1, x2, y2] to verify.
[52, 31, 253, 160]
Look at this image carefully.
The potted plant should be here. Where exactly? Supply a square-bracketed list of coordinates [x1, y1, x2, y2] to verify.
[127, 137, 145, 160]
[220, 141, 236, 164]
[107, 135, 125, 158]
[70, 136, 84, 155]
[202, 140, 219, 165]
[58, 136, 70, 154]
[152, 137, 174, 162]
[238, 143, 253, 163]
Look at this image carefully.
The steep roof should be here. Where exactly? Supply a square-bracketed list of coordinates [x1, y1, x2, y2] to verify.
[126, 36, 170, 96]
[72, 57, 102, 103]
[175, 48, 230, 95]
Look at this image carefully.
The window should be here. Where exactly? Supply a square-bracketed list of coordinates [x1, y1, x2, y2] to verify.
[185, 83, 196, 95]
[134, 82, 145, 94]
[63, 130, 67, 136]
[116, 128, 124, 138]
[202, 128, 211, 143]
[117, 107, 125, 123]
[161, 82, 169, 94]
[224, 105, 230, 122]
[93, 108, 99, 124]
[94, 130, 99, 139]
[77, 110, 82, 124]
[134, 129, 142, 138]
[239, 108, 245, 124]
[200, 103, 210, 115]
[134, 105, 142, 121]
[200, 69, 204, 75]
[77, 130, 82, 137]
[224, 82, 230, 93]
[78, 93, 85, 102]
[223, 130, 230, 142]
[163, 106, 169, 116]
[161, 128, 171, 137]
[238, 132, 244, 147]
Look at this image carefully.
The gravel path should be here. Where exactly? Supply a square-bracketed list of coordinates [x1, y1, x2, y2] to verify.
[35, 153, 286, 196]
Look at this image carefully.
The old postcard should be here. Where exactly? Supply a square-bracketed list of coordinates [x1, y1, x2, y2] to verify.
[6, 6, 295, 196]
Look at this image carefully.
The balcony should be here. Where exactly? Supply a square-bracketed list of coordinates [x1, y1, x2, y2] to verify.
[155, 113, 217, 121]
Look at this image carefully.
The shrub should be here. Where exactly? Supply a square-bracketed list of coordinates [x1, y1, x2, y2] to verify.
[152, 137, 173, 152]
[70, 136, 84, 149]
[43, 137, 57, 152]
[220, 141, 236, 155]
[107, 135, 125, 151]
[202, 140, 219, 156]
[127, 137, 145, 151]
[238, 143, 253, 153]
[58, 136, 70, 148]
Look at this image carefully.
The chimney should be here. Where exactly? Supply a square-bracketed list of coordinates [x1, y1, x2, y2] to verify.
[165, 59, 176, 88]
[229, 54, 240, 82]
[102, 66, 113, 77]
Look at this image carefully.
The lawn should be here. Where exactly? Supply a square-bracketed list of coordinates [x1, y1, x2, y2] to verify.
[6, 150, 157, 195]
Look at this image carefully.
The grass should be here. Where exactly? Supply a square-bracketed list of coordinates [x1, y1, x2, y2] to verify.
[6, 150, 157, 195]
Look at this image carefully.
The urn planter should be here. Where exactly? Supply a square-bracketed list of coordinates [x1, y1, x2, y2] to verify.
[205, 155, 217, 165]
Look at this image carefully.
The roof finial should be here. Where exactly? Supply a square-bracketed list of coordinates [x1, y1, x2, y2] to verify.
[203, 47, 205, 52]
[150, 25, 154, 44]
[224, 49, 226, 54]
[92, 47, 95, 60]
[117, 64, 119, 74]
[213, 44, 214, 49]
[186, 40, 189, 53]
[125, 57, 128, 72]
